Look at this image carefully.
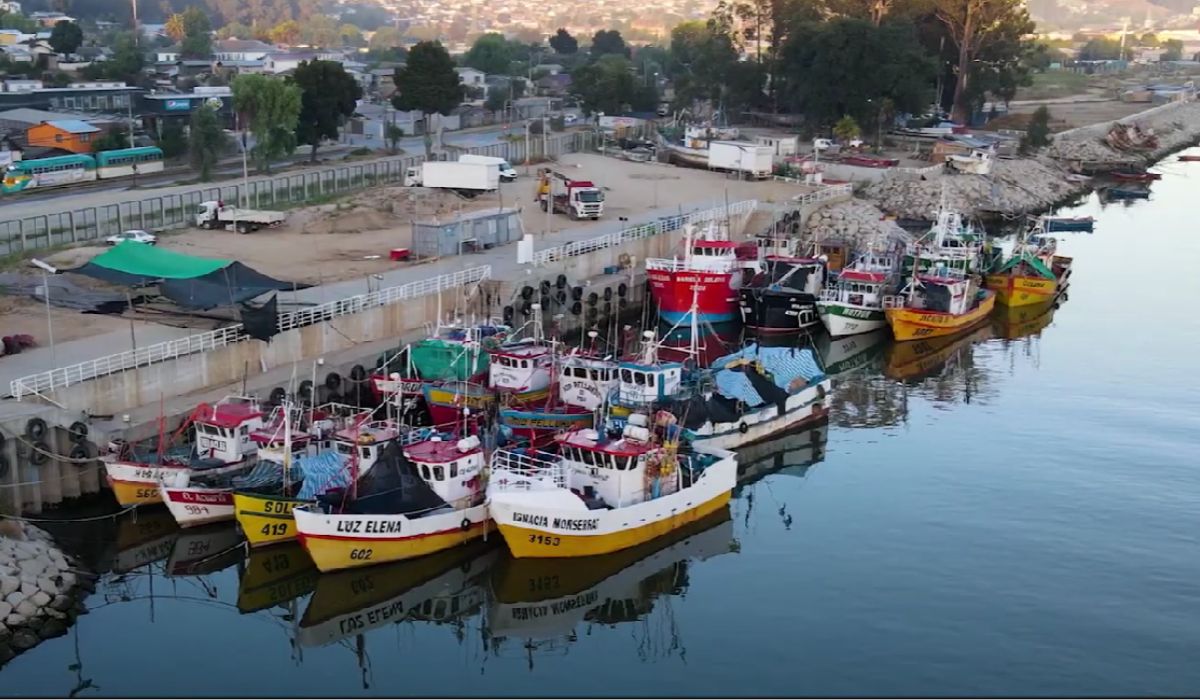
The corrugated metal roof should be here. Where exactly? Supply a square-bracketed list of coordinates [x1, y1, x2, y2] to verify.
[44, 119, 101, 134]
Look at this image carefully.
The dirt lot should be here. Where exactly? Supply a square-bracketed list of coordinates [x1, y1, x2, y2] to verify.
[1005, 98, 1149, 130]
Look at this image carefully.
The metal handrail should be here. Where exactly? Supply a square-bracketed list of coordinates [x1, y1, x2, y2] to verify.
[490, 448, 565, 490]
[11, 266, 491, 399]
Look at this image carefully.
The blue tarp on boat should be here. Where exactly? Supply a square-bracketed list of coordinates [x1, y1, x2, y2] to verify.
[710, 344, 825, 407]
[296, 451, 349, 501]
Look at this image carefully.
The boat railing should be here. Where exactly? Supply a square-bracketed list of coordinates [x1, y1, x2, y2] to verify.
[818, 288, 842, 302]
[645, 257, 735, 273]
[881, 295, 908, 309]
[489, 448, 566, 491]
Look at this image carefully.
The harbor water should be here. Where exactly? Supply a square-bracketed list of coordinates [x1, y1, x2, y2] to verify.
[3, 154, 1200, 696]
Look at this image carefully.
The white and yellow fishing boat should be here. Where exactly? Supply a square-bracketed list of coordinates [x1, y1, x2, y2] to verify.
[486, 418, 738, 558]
[883, 267, 995, 342]
[293, 435, 490, 573]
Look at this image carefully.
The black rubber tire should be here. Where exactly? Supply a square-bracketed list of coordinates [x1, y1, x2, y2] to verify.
[520, 286, 534, 300]
[587, 292, 598, 306]
[298, 379, 314, 403]
[349, 365, 367, 383]
[555, 290, 567, 304]
[571, 286, 583, 301]
[603, 301, 612, 315]
[571, 302, 582, 316]
[25, 417, 46, 441]
[738, 422, 749, 434]
[618, 298, 629, 309]
[503, 305, 515, 324]
[603, 287, 613, 301]
[268, 387, 287, 406]
[68, 421, 88, 443]
[29, 442, 48, 465]
[325, 372, 342, 391]
[0, 454, 9, 479]
[520, 301, 532, 316]
[316, 386, 334, 405]
[556, 274, 567, 289]
[540, 296, 552, 312]
[460, 518, 471, 531]
[0, 432, 7, 451]
[69, 444, 88, 462]
[586, 307, 598, 320]
[539, 280, 551, 295]
[618, 282, 628, 297]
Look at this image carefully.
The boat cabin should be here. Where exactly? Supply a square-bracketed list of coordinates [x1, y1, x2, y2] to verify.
[248, 405, 323, 465]
[559, 355, 619, 411]
[822, 268, 889, 307]
[752, 235, 805, 261]
[193, 396, 265, 464]
[332, 419, 402, 475]
[758, 256, 826, 296]
[489, 341, 553, 394]
[405, 435, 484, 505]
[814, 241, 849, 272]
[902, 270, 978, 314]
[616, 360, 683, 407]
[556, 418, 680, 509]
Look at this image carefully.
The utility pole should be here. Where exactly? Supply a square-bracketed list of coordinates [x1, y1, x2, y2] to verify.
[126, 97, 135, 149]
[131, 0, 139, 46]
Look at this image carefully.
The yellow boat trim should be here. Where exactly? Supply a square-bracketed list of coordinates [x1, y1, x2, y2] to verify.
[297, 520, 493, 573]
[985, 273, 1057, 307]
[233, 492, 312, 548]
[110, 479, 163, 506]
[496, 491, 732, 559]
[885, 292, 996, 342]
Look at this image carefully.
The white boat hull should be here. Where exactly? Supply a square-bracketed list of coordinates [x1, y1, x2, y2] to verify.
[817, 303, 888, 338]
[161, 483, 237, 528]
[688, 380, 833, 450]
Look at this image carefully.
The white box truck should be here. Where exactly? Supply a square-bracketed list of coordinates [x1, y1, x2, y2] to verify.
[708, 141, 774, 179]
[195, 200, 287, 233]
[458, 154, 518, 181]
[404, 161, 499, 197]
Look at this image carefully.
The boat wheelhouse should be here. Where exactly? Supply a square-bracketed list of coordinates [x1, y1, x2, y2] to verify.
[883, 265, 996, 342]
[738, 256, 826, 333]
[646, 222, 743, 324]
[817, 252, 900, 337]
[985, 223, 1072, 307]
[486, 417, 738, 558]
[193, 396, 266, 464]
[902, 207, 983, 278]
[558, 353, 619, 411]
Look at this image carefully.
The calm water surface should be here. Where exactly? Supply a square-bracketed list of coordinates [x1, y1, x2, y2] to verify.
[4, 152, 1200, 697]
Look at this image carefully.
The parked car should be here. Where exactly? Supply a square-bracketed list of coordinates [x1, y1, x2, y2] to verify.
[563, 113, 579, 126]
[105, 229, 158, 246]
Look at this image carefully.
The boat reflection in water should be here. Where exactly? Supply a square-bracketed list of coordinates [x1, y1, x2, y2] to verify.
[297, 539, 497, 648]
[237, 541, 319, 614]
[992, 297, 1061, 341]
[734, 420, 829, 489]
[815, 329, 908, 429]
[883, 321, 994, 383]
[166, 523, 243, 577]
[655, 320, 742, 368]
[112, 507, 180, 574]
[816, 329, 889, 378]
[486, 508, 735, 665]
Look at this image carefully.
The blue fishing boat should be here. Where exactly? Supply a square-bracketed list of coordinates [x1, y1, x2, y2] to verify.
[1106, 186, 1150, 200]
[1042, 216, 1094, 233]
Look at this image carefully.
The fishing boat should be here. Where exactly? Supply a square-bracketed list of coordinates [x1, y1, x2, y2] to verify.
[646, 221, 747, 324]
[297, 541, 496, 647]
[236, 541, 320, 614]
[1042, 216, 1094, 233]
[293, 435, 490, 573]
[679, 343, 831, 449]
[985, 224, 1073, 307]
[901, 204, 984, 278]
[486, 418, 738, 558]
[1105, 186, 1150, 200]
[556, 337, 620, 411]
[883, 260, 996, 342]
[104, 396, 267, 507]
[486, 508, 732, 644]
[422, 380, 496, 426]
[232, 410, 405, 547]
[370, 320, 507, 402]
[165, 522, 243, 577]
[738, 256, 827, 333]
[816, 251, 901, 337]
[488, 304, 558, 406]
[1110, 170, 1161, 182]
[734, 420, 828, 487]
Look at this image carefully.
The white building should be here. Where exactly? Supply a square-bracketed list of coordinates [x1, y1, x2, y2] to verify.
[214, 39, 274, 63]
[455, 67, 486, 88]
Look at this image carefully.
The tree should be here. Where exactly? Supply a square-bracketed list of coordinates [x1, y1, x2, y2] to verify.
[179, 7, 213, 58]
[1162, 39, 1184, 62]
[1022, 105, 1051, 151]
[0, 11, 36, 33]
[933, 0, 1035, 124]
[158, 119, 188, 158]
[391, 41, 463, 156]
[384, 122, 404, 153]
[1078, 37, 1126, 61]
[293, 60, 361, 161]
[269, 19, 300, 45]
[49, 20, 83, 56]
[87, 31, 144, 83]
[90, 130, 129, 153]
[368, 25, 403, 52]
[669, 20, 738, 107]
[300, 14, 340, 47]
[549, 28, 578, 54]
[465, 33, 513, 75]
[339, 24, 365, 47]
[232, 74, 302, 172]
[833, 114, 861, 142]
[780, 19, 934, 129]
[590, 29, 630, 58]
[165, 13, 186, 42]
[189, 104, 227, 181]
[217, 22, 253, 39]
[571, 54, 638, 115]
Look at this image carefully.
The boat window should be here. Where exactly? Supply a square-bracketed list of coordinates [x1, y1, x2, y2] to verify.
[360, 446, 371, 460]
[620, 368, 633, 383]
[450, 461, 458, 478]
[520, 359, 529, 369]
[336, 442, 353, 455]
[634, 372, 646, 386]
[422, 600, 433, 615]
[433, 465, 444, 481]
[240, 426, 249, 436]
[647, 373, 656, 387]
[420, 464, 431, 480]
[435, 600, 447, 617]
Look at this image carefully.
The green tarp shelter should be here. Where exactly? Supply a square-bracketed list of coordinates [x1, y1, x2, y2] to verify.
[995, 253, 1055, 280]
[68, 242, 307, 310]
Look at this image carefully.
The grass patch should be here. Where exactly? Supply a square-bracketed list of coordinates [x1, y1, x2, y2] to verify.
[1016, 71, 1098, 101]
